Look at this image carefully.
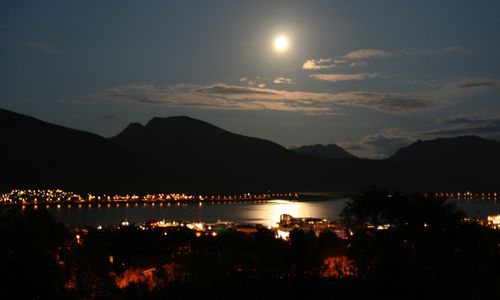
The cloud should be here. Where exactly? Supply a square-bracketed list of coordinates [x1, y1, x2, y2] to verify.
[29, 42, 60, 55]
[436, 79, 500, 99]
[423, 113, 500, 139]
[238, 76, 271, 87]
[457, 82, 497, 89]
[342, 46, 458, 60]
[195, 84, 276, 95]
[330, 91, 439, 113]
[342, 49, 393, 60]
[100, 83, 441, 115]
[340, 128, 417, 159]
[309, 73, 381, 82]
[102, 83, 334, 115]
[349, 61, 367, 68]
[302, 58, 336, 70]
[311, 46, 458, 70]
[273, 77, 295, 85]
[0, 23, 8, 29]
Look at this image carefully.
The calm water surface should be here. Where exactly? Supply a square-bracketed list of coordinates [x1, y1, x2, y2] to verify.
[48, 198, 499, 226]
[454, 198, 499, 219]
[49, 199, 349, 226]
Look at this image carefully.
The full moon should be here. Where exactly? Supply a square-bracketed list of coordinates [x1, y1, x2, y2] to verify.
[273, 36, 289, 53]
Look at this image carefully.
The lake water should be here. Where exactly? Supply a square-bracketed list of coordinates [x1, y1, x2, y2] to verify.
[49, 199, 349, 226]
[454, 198, 499, 219]
[48, 198, 499, 226]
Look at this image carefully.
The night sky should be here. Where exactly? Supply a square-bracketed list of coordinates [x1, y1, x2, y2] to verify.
[1, 1, 500, 158]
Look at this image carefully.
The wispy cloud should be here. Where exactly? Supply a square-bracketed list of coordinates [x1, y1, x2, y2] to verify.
[100, 83, 441, 115]
[29, 42, 60, 55]
[238, 76, 271, 87]
[195, 84, 275, 95]
[423, 113, 500, 139]
[457, 81, 497, 89]
[330, 91, 439, 114]
[437, 78, 500, 99]
[273, 77, 295, 85]
[340, 128, 416, 159]
[349, 61, 367, 68]
[302, 58, 336, 70]
[309, 73, 381, 82]
[342, 49, 393, 60]
[303, 46, 459, 74]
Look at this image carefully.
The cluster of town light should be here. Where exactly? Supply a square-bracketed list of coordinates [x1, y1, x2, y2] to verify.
[1, 189, 298, 205]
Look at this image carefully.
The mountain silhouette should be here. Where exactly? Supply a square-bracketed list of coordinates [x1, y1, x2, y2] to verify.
[1, 107, 499, 193]
[111, 116, 298, 164]
[388, 136, 500, 191]
[391, 136, 500, 162]
[0, 108, 148, 192]
[110, 116, 317, 192]
[291, 144, 356, 159]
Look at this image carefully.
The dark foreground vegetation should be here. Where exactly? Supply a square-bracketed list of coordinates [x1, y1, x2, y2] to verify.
[1, 187, 499, 299]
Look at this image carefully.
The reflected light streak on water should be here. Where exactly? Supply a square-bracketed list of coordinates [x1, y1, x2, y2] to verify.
[255, 200, 324, 227]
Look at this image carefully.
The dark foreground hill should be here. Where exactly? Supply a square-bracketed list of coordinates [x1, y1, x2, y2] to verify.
[1, 107, 500, 193]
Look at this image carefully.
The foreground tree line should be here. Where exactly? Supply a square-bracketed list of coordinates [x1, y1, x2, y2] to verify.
[1, 187, 499, 299]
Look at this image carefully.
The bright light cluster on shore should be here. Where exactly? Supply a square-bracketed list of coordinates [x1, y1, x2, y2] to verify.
[0, 189, 298, 206]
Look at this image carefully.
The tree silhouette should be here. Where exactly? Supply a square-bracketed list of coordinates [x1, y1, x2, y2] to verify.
[342, 186, 500, 299]
[0, 207, 69, 299]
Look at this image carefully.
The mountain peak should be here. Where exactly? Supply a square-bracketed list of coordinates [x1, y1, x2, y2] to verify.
[146, 116, 206, 128]
[291, 143, 356, 159]
[125, 122, 144, 130]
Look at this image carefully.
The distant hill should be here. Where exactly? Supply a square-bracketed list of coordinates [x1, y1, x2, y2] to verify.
[290, 144, 356, 159]
[1, 107, 500, 193]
